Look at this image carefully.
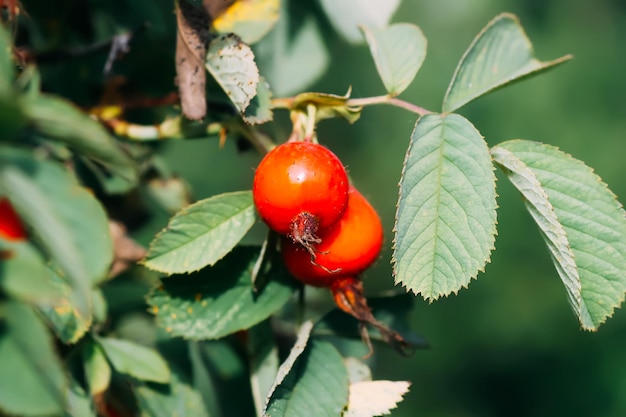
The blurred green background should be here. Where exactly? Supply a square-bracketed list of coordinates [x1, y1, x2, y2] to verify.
[19, 0, 626, 415]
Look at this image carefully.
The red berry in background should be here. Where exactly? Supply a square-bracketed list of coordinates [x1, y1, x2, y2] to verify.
[282, 186, 383, 287]
[0, 197, 27, 241]
[253, 141, 349, 247]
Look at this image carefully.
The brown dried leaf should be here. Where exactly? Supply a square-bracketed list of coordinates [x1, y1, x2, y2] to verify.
[176, 0, 211, 120]
[108, 221, 146, 278]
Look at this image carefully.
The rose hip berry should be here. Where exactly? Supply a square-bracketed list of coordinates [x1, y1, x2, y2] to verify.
[281, 186, 383, 287]
[0, 197, 27, 241]
[253, 141, 349, 247]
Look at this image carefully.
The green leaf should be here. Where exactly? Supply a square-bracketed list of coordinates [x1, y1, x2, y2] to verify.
[264, 338, 349, 416]
[82, 337, 112, 395]
[206, 34, 259, 115]
[319, 0, 401, 44]
[253, 4, 328, 96]
[393, 114, 497, 299]
[243, 77, 274, 125]
[264, 320, 313, 407]
[66, 377, 97, 417]
[188, 342, 221, 417]
[22, 94, 138, 184]
[248, 320, 280, 416]
[144, 191, 256, 274]
[491, 140, 626, 330]
[98, 336, 171, 383]
[362, 23, 427, 96]
[148, 246, 298, 340]
[442, 13, 572, 113]
[37, 271, 92, 344]
[0, 240, 61, 303]
[0, 148, 113, 285]
[212, 0, 280, 44]
[0, 164, 92, 317]
[135, 369, 209, 417]
[0, 301, 67, 416]
[0, 26, 14, 95]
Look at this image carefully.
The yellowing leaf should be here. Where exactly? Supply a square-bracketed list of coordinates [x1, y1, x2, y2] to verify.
[345, 381, 411, 417]
[212, 0, 280, 44]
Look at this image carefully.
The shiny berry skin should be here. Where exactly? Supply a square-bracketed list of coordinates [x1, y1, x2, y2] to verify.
[253, 142, 349, 244]
[0, 197, 27, 241]
[282, 186, 383, 287]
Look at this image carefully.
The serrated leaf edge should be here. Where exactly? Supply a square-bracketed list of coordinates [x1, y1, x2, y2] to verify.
[142, 190, 254, 274]
[442, 12, 572, 113]
[391, 113, 498, 301]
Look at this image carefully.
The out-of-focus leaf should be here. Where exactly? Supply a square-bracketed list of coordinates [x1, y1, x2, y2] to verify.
[148, 246, 298, 340]
[212, 0, 280, 44]
[345, 381, 411, 417]
[0, 148, 113, 285]
[188, 342, 221, 417]
[66, 377, 97, 417]
[22, 94, 138, 184]
[264, 338, 349, 416]
[492, 140, 626, 330]
[98, 337, 171, 383]
[248, 320, 279, 416]
[146, 176, 193, 214]
[319, 0, 400, 44]
[109, 220, 146, 279]
[82, 337, 112, 395]
[254, 3, 328, 96]
[243, 77, 273, 125]
[393, 114, 497, 299]
[0, 26, 14, 95]
[144, 191, 256, 274]
[176, 0, 210, 120]
[442, 13, 572, 112]
[38, 271, 92, 344]
[0, 96, 25, 140]
[0, 301, 67, 416]
[206, 33, 259, 115]
[362, 23, 427, 96]
[0, 163, 91, 317]
[135, 369, 209, 417]
[0, 240, 61, 302]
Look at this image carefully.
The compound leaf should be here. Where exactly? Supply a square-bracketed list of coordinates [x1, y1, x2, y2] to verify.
[144, 191, 256, 274]
[491, 139, 626, 330]
[393, 114, 497, 299]
[442, 13, 571, 113]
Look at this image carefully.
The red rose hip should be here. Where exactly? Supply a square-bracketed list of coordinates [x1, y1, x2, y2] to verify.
[282, 186, 383, 287]
[253, 141, 349, 246]
[0, 197, 27, 241]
